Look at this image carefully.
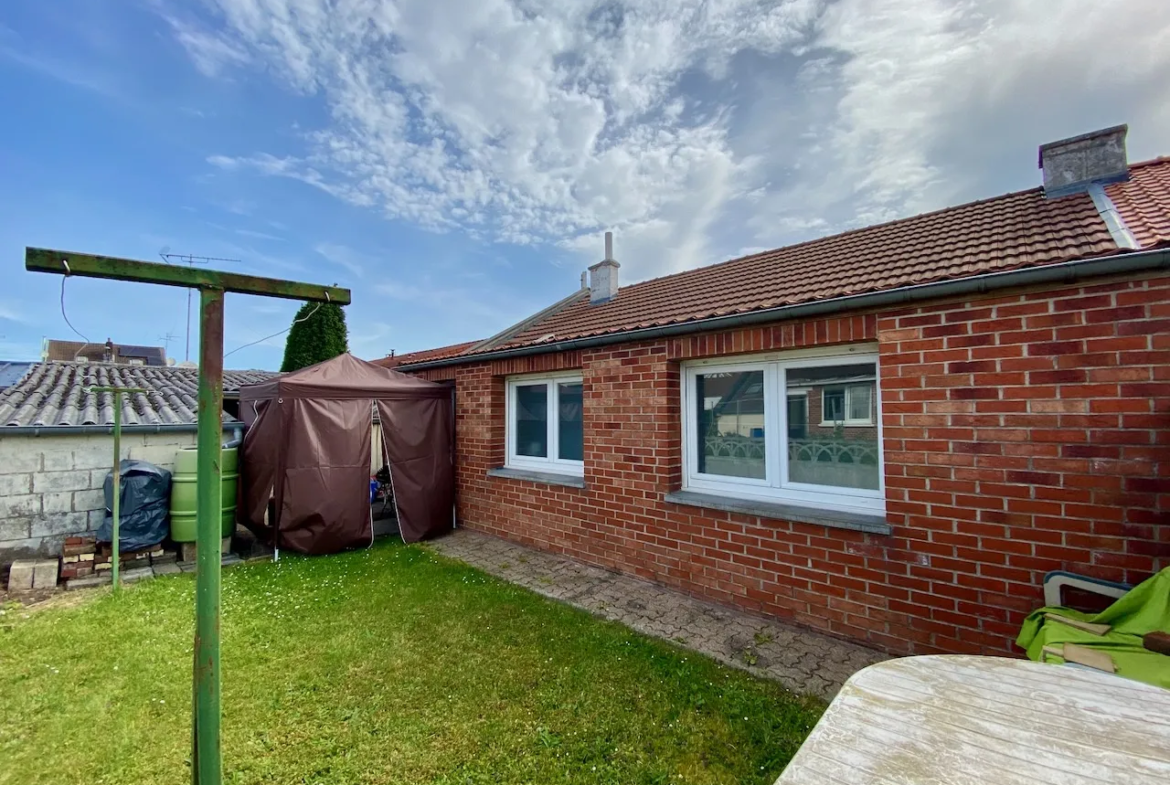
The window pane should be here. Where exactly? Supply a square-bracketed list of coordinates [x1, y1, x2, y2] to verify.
[557, 382, 583, 461]
[515, 384, 548, 457]
[787, 395, 808, 439]
[848, 385, 872, 421]
[787, 363, 879, 490]
[822, 389, 845, 422]
[695, 370, 766, 479]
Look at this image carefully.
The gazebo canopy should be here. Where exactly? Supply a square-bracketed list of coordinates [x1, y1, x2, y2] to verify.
[240, 352, 447, 402]
[238, 353, 454, 553]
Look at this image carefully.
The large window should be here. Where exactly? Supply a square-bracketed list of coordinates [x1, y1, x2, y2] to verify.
[506, 374, 584, 475]
[683, 348, 883, 514]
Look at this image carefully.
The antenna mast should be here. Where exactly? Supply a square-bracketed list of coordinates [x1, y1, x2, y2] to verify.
[161, 252, 240, 362]
[158, 330, 180, 361]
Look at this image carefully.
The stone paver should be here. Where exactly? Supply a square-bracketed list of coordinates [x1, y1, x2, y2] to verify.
[427, 529, 887, 699]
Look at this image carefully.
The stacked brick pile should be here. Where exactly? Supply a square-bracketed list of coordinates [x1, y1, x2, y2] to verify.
[92, 543, 178, 574]
[58, 536, 97, 581]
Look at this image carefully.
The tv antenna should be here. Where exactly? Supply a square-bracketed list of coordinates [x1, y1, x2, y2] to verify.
[160, 249, 240, 362]
[158, 330, 180, 360]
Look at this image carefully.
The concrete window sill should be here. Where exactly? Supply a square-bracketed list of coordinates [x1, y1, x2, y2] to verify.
[664, 490, 891, 535]
[487, 466, 586, 489]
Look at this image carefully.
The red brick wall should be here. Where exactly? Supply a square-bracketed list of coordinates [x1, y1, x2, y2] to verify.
[409, 274, 1170, 656]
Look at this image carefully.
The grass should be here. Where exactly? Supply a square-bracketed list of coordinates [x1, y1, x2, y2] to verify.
[0, 539, 822, 784]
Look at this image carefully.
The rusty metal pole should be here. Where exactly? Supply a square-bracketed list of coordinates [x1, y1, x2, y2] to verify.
[193, 287, 225, 785]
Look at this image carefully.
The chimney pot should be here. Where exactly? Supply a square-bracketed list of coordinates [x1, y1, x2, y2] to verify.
[1039, 125, 1129, 197]
[588, 232, 619, 304]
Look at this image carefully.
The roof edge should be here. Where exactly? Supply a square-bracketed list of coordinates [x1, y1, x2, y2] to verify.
[0, 422, 245, 437]
[397, 246, 1170, 372]
[470, 288, 590, 353]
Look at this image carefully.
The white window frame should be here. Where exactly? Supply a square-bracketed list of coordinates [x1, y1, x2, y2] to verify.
[505, 372, 584, 476]
[820, 384, 874, 427]
[681, 345, 884, 515]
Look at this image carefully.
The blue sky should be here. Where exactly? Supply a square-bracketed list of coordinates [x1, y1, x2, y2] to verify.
[1, 1, 1167, 370]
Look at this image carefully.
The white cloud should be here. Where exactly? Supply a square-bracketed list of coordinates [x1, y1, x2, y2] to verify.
[348, 321, 393, 359]
[314, 242, 365, 279]
[171, 0, 1169, 283]
[749, 0, 1170, 236]
[235, 228, 284, 241]
[164, 14, 250, 77]
[376, 277, 531, 334]
[249, 302, 286, 316]
[0, 303, 26, 323]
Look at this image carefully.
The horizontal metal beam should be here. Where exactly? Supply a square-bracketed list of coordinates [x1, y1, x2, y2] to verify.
[26, 248, 351, 304]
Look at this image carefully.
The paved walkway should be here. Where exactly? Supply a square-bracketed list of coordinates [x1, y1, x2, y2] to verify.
[427, 529, 886, 700]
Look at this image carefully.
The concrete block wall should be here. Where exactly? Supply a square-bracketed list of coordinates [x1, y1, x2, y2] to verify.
[0, 431, 197, 569]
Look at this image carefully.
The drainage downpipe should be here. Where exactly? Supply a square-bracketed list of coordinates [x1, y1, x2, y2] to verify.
[400, 247, 1170, 372]
[0, 423, 245, 438]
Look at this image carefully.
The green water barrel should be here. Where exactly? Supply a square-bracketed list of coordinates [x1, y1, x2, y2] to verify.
[169, 446, 239, 542]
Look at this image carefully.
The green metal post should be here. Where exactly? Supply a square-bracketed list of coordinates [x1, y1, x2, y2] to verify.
[112, 395, 121, 589]
[25, 248, 349, 785]
[193, 287, 225, 785]
[86, 386, 146, 592]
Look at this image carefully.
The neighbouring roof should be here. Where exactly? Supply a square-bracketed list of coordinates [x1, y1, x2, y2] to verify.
[0, 362, 33, 390]
[374, 340, 482, 369]
[44, 339, 168, 366]
[395, 157, 1170, 368]
[0, 362, 277, 428]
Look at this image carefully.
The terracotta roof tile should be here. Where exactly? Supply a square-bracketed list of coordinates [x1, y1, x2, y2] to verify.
[373, 340, 481, 369]
[397, 158, 1170, 366]
[1107, 158, 1170, 248]
[498, 186, 1121, 349]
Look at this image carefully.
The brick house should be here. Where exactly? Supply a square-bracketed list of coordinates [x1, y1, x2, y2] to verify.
[380, 126, 1170, 656]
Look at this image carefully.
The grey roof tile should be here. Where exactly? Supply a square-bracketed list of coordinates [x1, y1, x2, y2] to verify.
[0, 362, 277, 428]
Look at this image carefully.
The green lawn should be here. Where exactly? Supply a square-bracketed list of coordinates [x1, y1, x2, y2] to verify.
[0, 539, 822, 784]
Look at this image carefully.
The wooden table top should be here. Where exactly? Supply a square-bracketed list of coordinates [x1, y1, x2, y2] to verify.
[775, 655, 1170, 785]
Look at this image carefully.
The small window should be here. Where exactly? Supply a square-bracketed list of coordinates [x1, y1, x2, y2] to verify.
[506, 374, 584, 475]
[683, 349, 883, 515]
[821, 384, 873, 426]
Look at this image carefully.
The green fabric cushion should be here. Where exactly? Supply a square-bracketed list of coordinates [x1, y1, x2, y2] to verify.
[1017, 567, 1170, 689]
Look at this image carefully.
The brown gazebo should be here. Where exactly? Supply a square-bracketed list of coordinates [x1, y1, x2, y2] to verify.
[238, 353, 454, 554]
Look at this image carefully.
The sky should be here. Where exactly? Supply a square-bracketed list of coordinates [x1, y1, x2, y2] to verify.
[0, 1, 1167, 371]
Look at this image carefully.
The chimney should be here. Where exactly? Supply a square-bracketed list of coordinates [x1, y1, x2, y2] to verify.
[1039, 125, 1129, 197]
[104, 338, 114, 363]
[588, 231, 620, 304]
